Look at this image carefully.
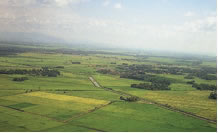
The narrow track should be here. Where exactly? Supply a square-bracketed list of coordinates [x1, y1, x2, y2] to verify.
[63, 101, 116, 123]
[89, 76, 217, 124]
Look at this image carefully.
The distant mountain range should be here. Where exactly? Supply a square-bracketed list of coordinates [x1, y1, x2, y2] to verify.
[0, 32, 65, 44]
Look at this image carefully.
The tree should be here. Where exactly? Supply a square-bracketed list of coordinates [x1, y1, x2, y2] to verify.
[187, 80, 195, 84]
[192, 83, 217, 90]
[120, 96, 139, 102]
[13, 77, 28, 82]
[209, 91, 217, 99]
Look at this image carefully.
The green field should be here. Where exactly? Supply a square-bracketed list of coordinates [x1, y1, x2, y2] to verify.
[0, 43, 216, 131]
[71, 102, 216, 132]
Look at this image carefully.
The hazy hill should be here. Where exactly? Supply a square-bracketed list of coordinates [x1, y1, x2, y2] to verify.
[0, 32, 65, 44]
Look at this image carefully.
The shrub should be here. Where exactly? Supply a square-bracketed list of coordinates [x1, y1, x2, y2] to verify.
[97, 68, 118, 75]
[120, 96, 139, 102]
[187, 80, 195, 84]
[192, 83, 217, 90]
[209, 91, 217, 99]
[72, 62, 81, 64]
[55, 66, 64, 68]
[13, 77, 28, 82]
[184, 74, 194, 79]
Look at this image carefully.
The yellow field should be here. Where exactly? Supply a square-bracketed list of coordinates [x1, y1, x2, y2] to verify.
[129, 90, 217, 120]
[24, 92, 109, 105]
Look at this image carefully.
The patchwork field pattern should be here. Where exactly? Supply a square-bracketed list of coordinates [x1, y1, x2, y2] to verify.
[71, 102, 216, 132]
[0, 44, 216, 131]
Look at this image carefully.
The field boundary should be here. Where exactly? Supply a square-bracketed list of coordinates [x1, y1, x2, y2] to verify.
[0, 104, 107, 131]
[89, 76, 101, 88]
[63, 101, 117, 123]
[0, 105, 63, 122]
[89, 76, 217, 124]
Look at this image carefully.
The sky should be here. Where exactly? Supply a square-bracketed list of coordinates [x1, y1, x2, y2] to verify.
[0, 0, 217, 55]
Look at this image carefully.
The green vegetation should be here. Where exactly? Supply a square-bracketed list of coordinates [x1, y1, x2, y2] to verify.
[209, 91, 217, 99]
[0, 43, 216, 131]
[13, 77, 28, 82]
[72, 102, 216, 132]
[192, 83, 217, 90]
[128, 90, 217, 120]
[120, 96, 139, 102]
[131, 82, 170, 90]
[7, 102, 37, 110]
[0, 67, 60, 77]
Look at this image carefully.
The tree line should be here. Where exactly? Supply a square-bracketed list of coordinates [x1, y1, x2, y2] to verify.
[97, 68, 119, 75]
[13, 77, 29, 82]
[117, 64, 216, 81]
[131, 82, 170, 90]
[186, 80, 217, 90]
[192, 83, 217, 91]
[119, 71, 171, 90]
[0, 67, 60, 77]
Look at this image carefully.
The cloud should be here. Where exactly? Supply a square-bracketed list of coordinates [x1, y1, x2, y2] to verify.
[184, 11, 195, 17]
[103, 0, 110, 6]
[114, 3, 122, 9]
[54, 0, 90, 7]
[175, 16, 216, 32]
[0, 0, 37, 7]
[55, 0, 70, 6]
[0, 0, 216, 55]
[0, 0, 90, 7]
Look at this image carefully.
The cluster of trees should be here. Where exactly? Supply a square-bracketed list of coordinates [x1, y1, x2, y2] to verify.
[121, 58, 143, 62]
[131, 83, 150, 89]
[117, 64, 189, 75]
[117, 64, 217, 80]
[120, 73, 145, 80]
[190, 72, 217, 80]
[131, 82, 170, 90]
[41, 67, 60, 77]
[96, 68, 119, 75]
[209, 91, 217, 99]
[186, 80, 217, 91]
[13, 77, 28, 82]
[120, 96, 139, 102]
[144, 75, 171, 84]
[117, 64, 151, 73]
[186, 80, 195, 84]
[0, 44, 44, 56]
[121, 72, 171, 85]
[0, 67, 60, 77]
[54, 66, 64, 68]
[117, 64, 217, 81]
[192, 83, 217, 91]
[187, 67, 217, 80]
[184, 74, 194, 79]
[72, 62, 81, 64]
[119, 70, 171, 90]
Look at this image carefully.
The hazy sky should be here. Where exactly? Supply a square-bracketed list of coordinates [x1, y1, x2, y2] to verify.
[0, 0, 216, 55]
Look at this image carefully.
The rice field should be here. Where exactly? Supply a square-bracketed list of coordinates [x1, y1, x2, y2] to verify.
[25, 92, 109, 105]
[0, 44, 216, 131]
